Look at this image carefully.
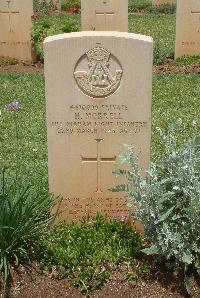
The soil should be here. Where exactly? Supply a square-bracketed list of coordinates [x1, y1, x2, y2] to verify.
[0, 62, 44, 74]
[153, 63, 200, 74]
[1, 61, 200, 75]
[1, 264, 200, 298]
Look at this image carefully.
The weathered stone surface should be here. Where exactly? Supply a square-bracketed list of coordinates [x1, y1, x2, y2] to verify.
[44, 31, 153, 223]
[175, 0, 200, 58]
[0, 0, 33, 61]
[81, 0, 128, 32]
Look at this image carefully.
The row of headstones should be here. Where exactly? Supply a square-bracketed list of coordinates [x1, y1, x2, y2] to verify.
[36, 0, 177, 11]
[0, 0, 199, 61]
[38, 0, 178, 10]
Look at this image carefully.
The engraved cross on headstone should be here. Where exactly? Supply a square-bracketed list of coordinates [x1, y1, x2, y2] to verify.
[0, 0, 19, 32]
[191, 10, 200, 15]
[95, 1, 114, 30]
[191, 10, 200, 20]
[81, 138, 116, 193]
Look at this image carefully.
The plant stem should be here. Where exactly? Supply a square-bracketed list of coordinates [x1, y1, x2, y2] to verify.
[14, 111, 19, 185]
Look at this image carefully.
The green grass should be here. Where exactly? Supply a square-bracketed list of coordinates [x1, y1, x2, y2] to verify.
[0, 72, 199, 183]
[0, 170, 55, 290]
[128, 0, 151, 12]
[152, 73, 200, 159]
[32, 15, 80, 59]
[129, 14, 176, 62]
[34, 214, 145, 295]
[0, 73, 48, 196]
[61, 0, 152, 13]
[32, 13, 176, 63]
[60, 0, 176, 14]
[61, 0, 80, 11]
[174, 55, 200, 67]
[149, 3, 176, 14]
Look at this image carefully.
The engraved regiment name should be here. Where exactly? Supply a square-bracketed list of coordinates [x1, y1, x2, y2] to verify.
[74, 47, 123, 98]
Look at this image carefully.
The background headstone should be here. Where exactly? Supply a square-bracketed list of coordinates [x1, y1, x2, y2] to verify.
[81, 0, 128, 32]
[0, 0, 33, 61]
[48, 0, 61, 10]
[152, 0, 176, 5]
[44, 31, 153, 223]
[175, 0, 200, 58]
[0, 0, 33, 60]
[54, 0, 61, 10]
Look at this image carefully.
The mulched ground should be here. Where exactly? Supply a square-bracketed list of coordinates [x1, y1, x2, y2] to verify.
[1, 264, 200, 298]
[153, 64, 200, 74]
[0, 61, 200, 75]
[0, 63, 44, 74]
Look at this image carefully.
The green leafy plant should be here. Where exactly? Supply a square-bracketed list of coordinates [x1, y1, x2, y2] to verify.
[0, 172, 55, 290]
[153, 42, 174, 64]
[150, 3, 176, 14]
[0, 101, 56, 292]
[128, 0, 151, 13]
[35, 214, 145, 295]
[31, 15, 80, 60]
[61, 0, 152, 13]
[33, 0, 54, 14]
[111, 120, 200, 294]
[61, 0, 81, 11]
[175, 55, 200, 67]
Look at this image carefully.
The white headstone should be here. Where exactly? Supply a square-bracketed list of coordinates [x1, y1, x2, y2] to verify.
[44, 31, 153, 223]
[81, 0, 128, 32]
[0, 0, 33, 61]
[175, 0, 200, 58]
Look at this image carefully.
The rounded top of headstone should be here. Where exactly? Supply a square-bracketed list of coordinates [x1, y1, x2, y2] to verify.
[44, 31, 153, 45]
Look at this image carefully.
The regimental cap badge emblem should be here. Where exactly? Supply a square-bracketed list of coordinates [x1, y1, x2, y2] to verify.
[74, 47, 123, 99]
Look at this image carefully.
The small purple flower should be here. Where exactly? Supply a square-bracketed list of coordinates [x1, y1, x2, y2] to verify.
[4, 101, 19, 111]
[119, 215, 129, 223]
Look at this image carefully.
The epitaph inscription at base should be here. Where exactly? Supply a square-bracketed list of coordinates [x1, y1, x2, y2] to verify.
[0, 0, 33, 60]
[44, 32, 153, 223]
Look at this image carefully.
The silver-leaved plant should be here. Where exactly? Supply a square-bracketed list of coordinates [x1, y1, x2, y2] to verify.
[111, 121, 200, 294]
